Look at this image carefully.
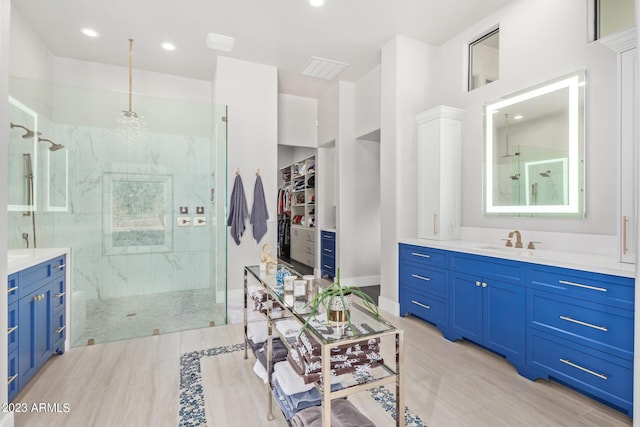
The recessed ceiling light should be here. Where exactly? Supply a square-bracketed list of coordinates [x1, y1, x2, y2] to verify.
[81, 28, 99, 38]
[162, 42, 176, 51]
[309, 0, 324, 6]
[206, 33, 235, 52]
[514, 115, 524, 120]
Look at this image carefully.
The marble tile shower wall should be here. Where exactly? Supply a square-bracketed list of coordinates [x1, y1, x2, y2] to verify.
[8, 120, 215, 301]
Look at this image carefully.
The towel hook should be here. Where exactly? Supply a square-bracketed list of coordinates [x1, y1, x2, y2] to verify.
[256, 168, 260, 176]
[236, 168, 240, 176]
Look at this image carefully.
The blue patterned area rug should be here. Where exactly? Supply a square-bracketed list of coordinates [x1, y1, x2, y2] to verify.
[178, 343, 427, 426]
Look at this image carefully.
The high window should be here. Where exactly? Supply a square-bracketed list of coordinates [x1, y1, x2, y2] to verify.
[468, 28, 499, 91]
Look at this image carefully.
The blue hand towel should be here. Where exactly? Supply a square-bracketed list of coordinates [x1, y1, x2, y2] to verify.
[251, 175, 269, 243]
[227, 174, 249, 245]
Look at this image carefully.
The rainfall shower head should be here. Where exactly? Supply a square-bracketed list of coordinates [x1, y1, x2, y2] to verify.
[38, 138, 65, 152]
[10, 122, 41, 139]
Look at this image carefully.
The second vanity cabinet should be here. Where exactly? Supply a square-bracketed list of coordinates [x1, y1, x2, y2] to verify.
[7, 253, 67, 402]
[399, 243, 634, 417]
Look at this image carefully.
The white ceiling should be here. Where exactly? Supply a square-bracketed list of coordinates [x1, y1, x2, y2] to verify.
[12, 0, 513, 99]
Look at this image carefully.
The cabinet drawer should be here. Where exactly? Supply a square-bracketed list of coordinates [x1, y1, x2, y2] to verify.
[321, 230, 335, 243]
[399, 263, 448, 298]
[18, 255, 66, 299]
[529, 265, 634, 310]
[302, 240, 315, 256]
[292, 227, 315, 243]
[528, 329, 633, 414]
[293, 251, 315, 268]
[321, 254, 335, 279]
[8, 302, 18, 355]
[527, 290, 633, 360]
[8, 350, 19, 402]
[52, 311, 65, 354]
[400, 286, 448, 327]
[51, 278, 66, 315]
[8, 273, 18, 305]
[451, 253, 522, 283]
[399, 244, 448, 268]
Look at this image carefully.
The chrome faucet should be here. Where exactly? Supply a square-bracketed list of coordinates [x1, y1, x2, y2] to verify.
[508, 230, 523, 248]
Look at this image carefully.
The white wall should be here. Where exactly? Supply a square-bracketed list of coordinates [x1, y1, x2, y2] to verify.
[354, 64, 381, 139]
[0, 1, 10, 425]
[214, 56, 278, 301]
[317, 84, 339, 145]
[379, 36, 438, 313]
[438, 0, 618, 237]
[278, 93, 317, 147]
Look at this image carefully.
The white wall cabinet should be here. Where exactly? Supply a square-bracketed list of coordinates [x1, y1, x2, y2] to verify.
[416, 106, 465, 240]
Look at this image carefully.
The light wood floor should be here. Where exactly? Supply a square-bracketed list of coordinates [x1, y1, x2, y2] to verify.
[12, 309, 633, 427]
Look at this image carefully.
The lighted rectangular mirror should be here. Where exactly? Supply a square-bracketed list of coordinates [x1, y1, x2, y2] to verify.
[8, 96, 38, 213]
[484, 71, 585, 216]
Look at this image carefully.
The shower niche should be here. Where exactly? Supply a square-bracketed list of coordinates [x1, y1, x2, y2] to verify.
[102, 172, 173, 255]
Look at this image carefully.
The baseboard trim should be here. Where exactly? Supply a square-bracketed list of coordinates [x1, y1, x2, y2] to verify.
[340, 275, 381, 288]
[378, 295, 399, 317]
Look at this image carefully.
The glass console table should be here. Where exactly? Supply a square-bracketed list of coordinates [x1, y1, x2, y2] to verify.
[243, 265, 404, 427]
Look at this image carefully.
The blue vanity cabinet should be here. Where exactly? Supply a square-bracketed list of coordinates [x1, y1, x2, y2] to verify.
[7, 273, 19, 402]
[320, 230, 336, 279]
[8, 254, 66, 401]
[526, 264, 634, 416]
[448, 253, 526, 365]
[399, 244, 450, 330]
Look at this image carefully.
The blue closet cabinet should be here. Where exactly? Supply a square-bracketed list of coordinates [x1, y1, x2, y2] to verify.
[399, 245, 450, 330]
[320, 230, 336, 279]
[7, 273, 19, 402]
[448, 253, 526, 366]
[8, 254, 66, 401]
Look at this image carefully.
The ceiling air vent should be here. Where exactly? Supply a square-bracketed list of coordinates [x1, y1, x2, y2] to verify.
[301, 57, 348, 80]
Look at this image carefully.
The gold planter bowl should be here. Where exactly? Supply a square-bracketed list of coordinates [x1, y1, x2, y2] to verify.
[328, 309, 349, 322]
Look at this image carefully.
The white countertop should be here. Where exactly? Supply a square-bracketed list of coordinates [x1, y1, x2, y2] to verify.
[399, 238, 636, 278]
[8, 248, 70, 275]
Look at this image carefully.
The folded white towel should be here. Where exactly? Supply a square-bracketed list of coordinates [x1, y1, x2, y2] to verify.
[253, 359, 268, 384]
[276, 319, 301, 339]
[247, 321, 268, 344]
[273, 361, 315, 396]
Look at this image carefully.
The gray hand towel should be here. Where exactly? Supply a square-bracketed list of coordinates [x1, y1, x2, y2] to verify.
[250, 175, 269, 243]
[227, 174, 249, 245]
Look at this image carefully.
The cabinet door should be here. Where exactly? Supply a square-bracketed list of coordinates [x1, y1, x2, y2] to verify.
[450, 271, 482, 342]
[417, 119, 441, 240]
[19, 286, 53, 386]
[483, 278, 525, 362]
[620, 47, 637, 263]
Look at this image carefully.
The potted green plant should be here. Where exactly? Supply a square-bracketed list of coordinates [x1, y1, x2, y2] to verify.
[299, 268, 379, 335]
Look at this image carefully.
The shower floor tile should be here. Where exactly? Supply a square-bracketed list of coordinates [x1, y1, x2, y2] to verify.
[73, 287, 225, 346]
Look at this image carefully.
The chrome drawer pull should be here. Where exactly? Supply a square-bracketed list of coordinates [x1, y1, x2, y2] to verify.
[558, 280, 607, 292]
[559, 359, 608, 380]
[8, 374, 18, 386]
[54, 292, 66, 298]
[55, 264, 66, 270]
[411, 300, 431, 310]
[7, 286, 18, 294]
[411, 274, 431, 282]
[323, 265, 332, 269]
[7, 326, 18, 335]
[559, 316, 608, 332]
[324, 248, 333, 253]
[55, 326, 66, 334]
[411, 252, 431, 259]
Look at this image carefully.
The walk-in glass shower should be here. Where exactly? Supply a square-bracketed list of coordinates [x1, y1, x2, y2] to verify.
[7, 77, 227, 346]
